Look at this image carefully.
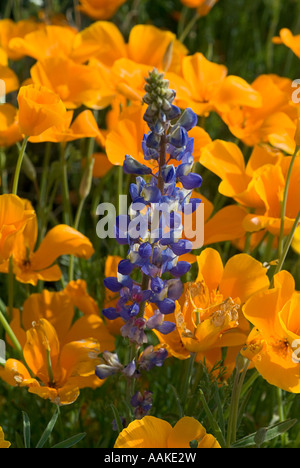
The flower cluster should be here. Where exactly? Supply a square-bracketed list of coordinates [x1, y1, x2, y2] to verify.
[99, 70, 202, 385]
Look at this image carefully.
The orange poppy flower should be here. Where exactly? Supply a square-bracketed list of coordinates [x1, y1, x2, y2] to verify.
[147, 248, 269, 368]
[240, 155, 300, 237]
[171, 52, 261, 117]
[77, 0, 127, 20]
[0, 18, 41, 60]
[273, 28, 300, 58]
[114, 415, 221, 448]
[0, 194, 34, 264]
[200, 140, 283, 209]
[8, 24, 77, 62]
[180, 0, 219, 16]
[71, 22, 187, 73]
[29, 56, 108, 110]
[0, 318, 101, 405]
[0, 199, 94, 285]
[220, 74, 297, 150]
[0, 426, 10, 448]
[241, 270, 300, 393]
[17, 84, 67, 137]
[0, 104, 23, 147]
[200, 140, 300, 239]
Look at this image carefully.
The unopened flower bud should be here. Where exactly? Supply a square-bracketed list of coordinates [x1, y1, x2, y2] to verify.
[79, 157, 94, 200]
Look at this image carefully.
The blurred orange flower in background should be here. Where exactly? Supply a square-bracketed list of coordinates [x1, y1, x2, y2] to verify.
[77, 0, 127, 20]
[171, 52, 261, 117]
[180, 0, 219, 16]
[219, 74, 297, 152]
[273, 28, 300, 58]
[0, 18, 41, 61]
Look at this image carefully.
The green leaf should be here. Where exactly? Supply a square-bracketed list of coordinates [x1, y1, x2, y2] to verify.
[50, 433, 86, 448]
[231, 418, 297, 448]
[35, 406, 60, 448]
[22, 411, 31, 449]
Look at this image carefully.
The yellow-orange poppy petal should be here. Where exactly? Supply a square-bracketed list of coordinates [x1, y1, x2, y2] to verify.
[64, 279, 99, 315]
[77, 0, 127, 20]
[0, 194, 35, 262]
[13, 263, 63, 286]
[59, 338, 101, 381]
[273, 28, 300, 58]
[22, 289, 74, 342]
[242, 328, 300, 393]
[31, 224, 94, 272]
[243, 289, 284, 341]
[0, 426, 10, 448]
[0, 64, 19, 94]
[8, 25, 76, 62]
[105, 102, 148, 166]
[127, 24, 187, 73]
[70, 109, 105, 146]
[0, 103, 23, 147]
[114, 416, 172, 448]
[91, 152, 113, 178]
[0, 358, 35, 387]
[23, 319, 60, 382]
[167, 417, 206, 448]
[30, 56, 105, 110]
[200, 140, 247, 198]
[203, 204, 247, 245]
[196, 248, 224, 291]
[17, 84, 67, 137]
[62, 314, 115, 352]
[219, 253, 269, 303]
[29, 383, 80, 405]
[71, 20, 127, 66]
[212, 75, 262, 114]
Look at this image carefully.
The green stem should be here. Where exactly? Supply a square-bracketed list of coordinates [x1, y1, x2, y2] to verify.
[12, 136, 28, 195]
[278, 146, 299, 259]
[179, 11, 200, 43]
[226, 358, 250, 447]
[60, 143, 72, 226]
[272, 210, 300, 283]
[181, 352, 196, 410]
[0, 309, 23, 361]
[276, 387, 287, 446]
[68, 197, 85, 282]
